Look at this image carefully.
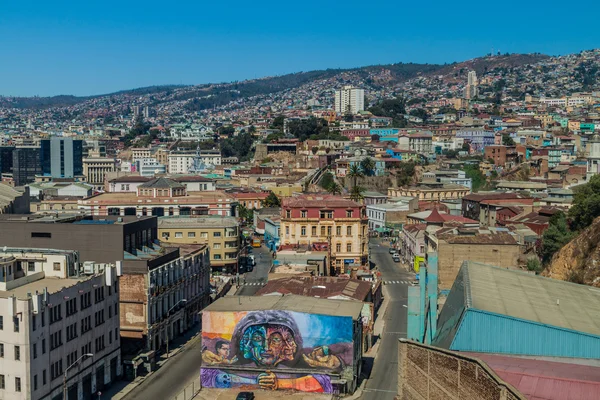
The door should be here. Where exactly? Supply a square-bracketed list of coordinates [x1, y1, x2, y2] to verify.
[110, 357, 118, 382]
[82, 373, 92, 400]
[96, 366, 105, 393]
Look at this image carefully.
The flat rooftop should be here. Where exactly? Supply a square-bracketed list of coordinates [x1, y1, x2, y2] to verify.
[0, 276, 90, 300]
[204, 294, 363, 319]
[158, 216, 238, 229]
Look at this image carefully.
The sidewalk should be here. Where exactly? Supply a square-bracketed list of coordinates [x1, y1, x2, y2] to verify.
[366, 284, 391, 357]
[100, 325, 202, 400]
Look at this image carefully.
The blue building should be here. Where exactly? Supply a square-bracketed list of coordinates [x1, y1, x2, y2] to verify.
[456, 130, 495, 152]
[264, 217, 280, 252]
[40, 137, 83, 178]
[370, 128, 399, 138]
[434, 261, 600, 359]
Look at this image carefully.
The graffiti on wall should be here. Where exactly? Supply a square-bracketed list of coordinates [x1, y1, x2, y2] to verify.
[201, 310, 354, 392]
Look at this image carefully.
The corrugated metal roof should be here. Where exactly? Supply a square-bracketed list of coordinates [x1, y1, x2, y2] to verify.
[465, 262, 600, 337]
[203, 294, 363, 319]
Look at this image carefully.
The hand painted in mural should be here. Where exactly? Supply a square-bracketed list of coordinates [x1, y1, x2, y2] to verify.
[201, 369, 333, 393]
[202, 341, 238, 365]
[302, 345, 343, 370]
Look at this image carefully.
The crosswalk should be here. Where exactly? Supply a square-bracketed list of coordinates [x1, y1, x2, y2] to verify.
[383, 280, 415, 285]
[241, 282, 264, 286]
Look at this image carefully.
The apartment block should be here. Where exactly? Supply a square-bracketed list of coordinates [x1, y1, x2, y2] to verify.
[0, 248, 120, 400]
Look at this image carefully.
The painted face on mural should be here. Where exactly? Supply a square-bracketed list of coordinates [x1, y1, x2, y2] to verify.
[241, 324, 298, 366]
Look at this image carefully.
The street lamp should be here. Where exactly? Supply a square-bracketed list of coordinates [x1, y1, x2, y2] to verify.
[165, 299, 187, 358]
[63, 353, 94, 400]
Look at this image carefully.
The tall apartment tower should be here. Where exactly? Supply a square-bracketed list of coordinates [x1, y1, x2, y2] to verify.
[465, 70, 478, 99]
[334, 86, 365, 114]
[587, 134, 600, 181]
[40, 137, 83, 179]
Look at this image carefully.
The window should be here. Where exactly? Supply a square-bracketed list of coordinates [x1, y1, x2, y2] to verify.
[14, 345, 20, 360]
[13, 317, 18, 333]
[213, 232, 221, 237]
[300, 210, 307, 218]
[336, 226, 341, 236]
[0, 375, 4, 389]
[95, 310, 105, 327]
[53, 262, 61, 271]
[67, 322, 78, 341]
[80, 292, 91, 309]
[320, 211, 333, 219]
[29, 262, 36, 272]
[347, 243, 352, 252]
[31, 232, 51, 238]
[188, 232, 196, 238]
[15, 377, 21, 392]
[42, 339, 46, 354]
[213, 243, 221, 249]
[327, 226, 332, 236]
[285, 210, 291, 218]
[0, 343, 3, 357]
[174, 232, 183, 238]
[0, 316, 3, 330]
[301, 226, 306, 236]
[32, 315, 36, 331]
[66, 298, 77, 316]
[285, 226, 289, 235]
[33, 375, 37, 391]
[109, 330, 113, 344]
[95, 287, 105, 303]
[50, 331, 63, 350]
[33, 343, 37, 359]
[346, 210, 353, 218]
[43, 370, 46, 385]
[213, 254, 221, 260]
[336, 243, 341, 252]
[311, 226, 316, 236]
[95, 335, 106, 352]
[320, 226, 326, 236]
[81, 316, 92, 334]
[347, 226, 352, 236]
[50, 305, 62, 324]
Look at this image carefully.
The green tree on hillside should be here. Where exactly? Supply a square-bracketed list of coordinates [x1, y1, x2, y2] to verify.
[360, 157, 376, 176]
[569, 175, 600, 231]
[540, 211, 575, 264]
[262, 192, 281, 208]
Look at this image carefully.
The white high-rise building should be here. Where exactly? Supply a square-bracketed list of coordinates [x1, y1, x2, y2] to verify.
[465, 71, 478, 99]
[334, 86, 365, 114]
[587, 134, 600, 181]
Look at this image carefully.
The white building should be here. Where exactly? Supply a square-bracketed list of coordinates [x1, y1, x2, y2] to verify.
[334, 86, 365, 114]
[0, 248, 121, 400]
[199, 151, 221, 167]
[137, 158, 167, 177]
[168, 153, 195, 175]
[131, 148, 151, 163]
[366, 202, 410, 230]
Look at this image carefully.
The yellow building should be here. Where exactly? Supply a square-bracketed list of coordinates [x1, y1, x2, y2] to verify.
[269, 184, 303, 198]
[158, 216, 240, 273]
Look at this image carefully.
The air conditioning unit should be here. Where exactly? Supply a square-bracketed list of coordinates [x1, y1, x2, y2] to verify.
[83, 261, 96, 275]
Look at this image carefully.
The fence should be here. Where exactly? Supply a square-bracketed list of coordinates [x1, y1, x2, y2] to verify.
[171, 376, 201, 400]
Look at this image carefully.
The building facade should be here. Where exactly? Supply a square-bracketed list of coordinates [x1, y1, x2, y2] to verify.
[12, 147, 41, 186]
[280, 195, 369, 274]
[335, 86, 365, 114]
[83, 157, 116, 190]
[0, 248, 121, 400]
[40, 137, 83, 179]
[119, 245, 210, 354]
[158, 216, 240, 274]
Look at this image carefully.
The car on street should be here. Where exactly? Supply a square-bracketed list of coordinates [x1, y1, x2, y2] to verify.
[392, 254, 400, 262]
[248, 254, 256, 265]
[389, 247, 396, 254]
[236, 392, 255, 400]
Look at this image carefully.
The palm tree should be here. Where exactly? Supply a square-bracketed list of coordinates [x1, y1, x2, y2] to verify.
[327, 182, 343, 195]
[360, 157, 376, 176]
[347, 164, 364, 188]
[349, 185, 365, 202]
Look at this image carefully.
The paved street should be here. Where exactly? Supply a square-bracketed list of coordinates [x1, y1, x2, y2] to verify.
[363, 238, 413, 400]
[236, 244, 273, 296]
[122, 327, 203, 400]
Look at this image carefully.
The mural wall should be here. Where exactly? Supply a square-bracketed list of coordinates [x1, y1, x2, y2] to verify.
[201, 310, 355, 393]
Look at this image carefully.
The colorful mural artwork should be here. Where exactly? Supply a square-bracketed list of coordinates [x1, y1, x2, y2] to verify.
[201, 310, 355, 393]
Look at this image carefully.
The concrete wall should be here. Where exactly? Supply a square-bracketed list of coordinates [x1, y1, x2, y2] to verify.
[119, 274, 148, 339]
[438, 242, 520, 290]
[397, 339, 525, 400]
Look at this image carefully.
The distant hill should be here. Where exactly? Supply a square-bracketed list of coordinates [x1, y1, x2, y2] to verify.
[0, 53, 550, 110]
[0, 85, 187, 109]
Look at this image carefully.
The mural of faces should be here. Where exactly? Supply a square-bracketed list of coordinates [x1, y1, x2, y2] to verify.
[240, 324, 298, 366]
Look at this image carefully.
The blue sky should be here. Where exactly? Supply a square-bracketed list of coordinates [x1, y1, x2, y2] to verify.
[1, 0, 599, 97]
